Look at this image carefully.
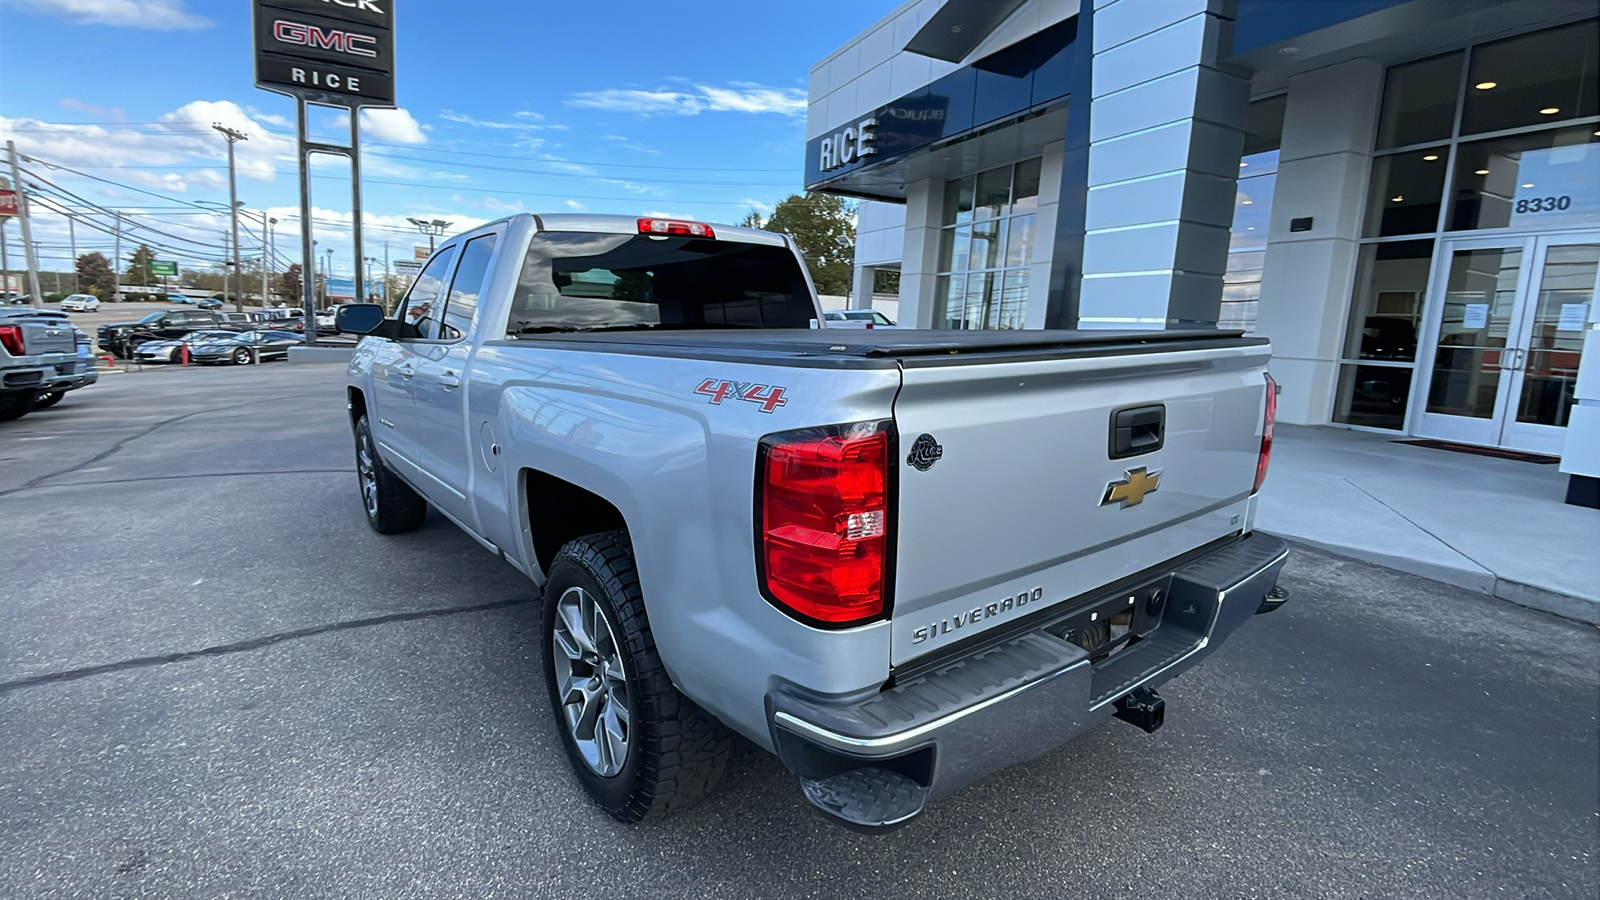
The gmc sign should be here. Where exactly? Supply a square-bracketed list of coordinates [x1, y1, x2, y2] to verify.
[272, 20, 379, 58]
[253, 0, 394, 108]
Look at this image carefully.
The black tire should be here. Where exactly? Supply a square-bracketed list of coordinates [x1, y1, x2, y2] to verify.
[33, 390, 64, 410]
[541, 530, 731, 822]
[0, 390, 38, 422]
[232, 347, 253, 365]
[354, 414, 427, 534]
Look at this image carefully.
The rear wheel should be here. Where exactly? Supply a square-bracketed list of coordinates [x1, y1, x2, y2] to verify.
[33, 390, 65, 410]
[0, 390, 39, 422]
[542, 531, 730, 822]
[354, 414, 426, 534]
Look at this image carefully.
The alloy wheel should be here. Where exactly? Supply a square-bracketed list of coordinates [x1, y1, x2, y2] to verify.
[551, 586, 631, 777]
[356, 428, 379, 518]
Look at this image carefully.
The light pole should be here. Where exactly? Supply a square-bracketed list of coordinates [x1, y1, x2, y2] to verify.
[406, 217, 451, 253]
[261, 213, 277, 307]
[324, 247, 334, 307]
[363, 256, 379, 302]
[212, 123, 248, 312]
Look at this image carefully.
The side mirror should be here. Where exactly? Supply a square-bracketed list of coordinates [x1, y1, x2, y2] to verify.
[335, 303, 387, 335]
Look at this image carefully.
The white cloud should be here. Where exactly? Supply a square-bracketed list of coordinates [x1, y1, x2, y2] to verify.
[1, 0, 210, 29]
[438, 109, 564, 131]
[325, 108, 428, 144]
[566, 84, 806, 118]
[563, 200, 587, 212]
[739, 198, 775, 216]
[58, 97, 125, 121]
[642, 210, 692, 220]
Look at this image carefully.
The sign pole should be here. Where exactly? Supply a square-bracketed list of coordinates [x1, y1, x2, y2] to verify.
[296, 98, 318, 347]
[350, 110, 364, 314]
[6, 141, 43, 308]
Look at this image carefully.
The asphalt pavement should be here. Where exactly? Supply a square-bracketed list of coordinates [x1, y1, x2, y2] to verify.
[2, 365, 1596, 899]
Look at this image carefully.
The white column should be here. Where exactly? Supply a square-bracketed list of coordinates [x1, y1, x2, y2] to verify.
[898, 177, 944, 328]
[850, 264, 875, 310]
[1559, 309, 1600, 496]
[1252, 58, 1384, 426]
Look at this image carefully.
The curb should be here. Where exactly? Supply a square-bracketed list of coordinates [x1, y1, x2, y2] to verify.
[1267, 533, 1599, 626]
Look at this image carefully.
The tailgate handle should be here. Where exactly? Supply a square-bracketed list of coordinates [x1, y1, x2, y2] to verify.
[1109, 405, 1165, 459]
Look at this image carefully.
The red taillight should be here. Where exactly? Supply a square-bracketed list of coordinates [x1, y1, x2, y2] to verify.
[758, 424, 891, 626]
[1253, 373, 1277, 494]
[638, 217, 715, 238]
[0, 325, 23, 356]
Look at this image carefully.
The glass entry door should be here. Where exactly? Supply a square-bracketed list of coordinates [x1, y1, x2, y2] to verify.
[1415, 234, 1599, 455]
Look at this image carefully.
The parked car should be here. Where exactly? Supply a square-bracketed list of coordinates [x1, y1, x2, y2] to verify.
[337, 213, 1288, 830]
[190, 329, 302, 365]
[97, 310, 240, 358]
[196, 297, 223, 310]
[824, 309, 896, 327]
[0, 307, 84, 421]
[134, 330, 239, 363]
[4, 293, 36, 306]
[165, 294, 197, 304]
[58, 294, 102, 312]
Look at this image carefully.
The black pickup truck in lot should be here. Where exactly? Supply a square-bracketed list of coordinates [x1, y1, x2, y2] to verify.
[97, 309, 247, 358]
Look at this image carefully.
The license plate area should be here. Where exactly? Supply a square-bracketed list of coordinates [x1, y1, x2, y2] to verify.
[1045, 576, 1170, 664]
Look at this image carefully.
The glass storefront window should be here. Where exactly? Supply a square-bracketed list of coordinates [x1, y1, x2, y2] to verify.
[1364, 147, 1449, 237]
[1462, 20, 1599, 137]
[1342, 240, 1432, 362]
[1376, 51, 1463, 150]
[1446, 125, 1600, 232]
[1334, 240, 1434, 430]
[933, 158, 1041, 329]
[1223, 149, 1277, 332]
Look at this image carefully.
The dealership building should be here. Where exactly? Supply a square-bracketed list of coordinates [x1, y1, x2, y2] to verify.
[806, 0, 1599, 503]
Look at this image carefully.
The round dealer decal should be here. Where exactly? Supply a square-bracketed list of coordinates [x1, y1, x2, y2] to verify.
[907, 433, 943, 471]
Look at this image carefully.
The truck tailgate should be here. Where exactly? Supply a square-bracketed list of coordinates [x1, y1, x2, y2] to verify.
[889, 340, 1270, 667]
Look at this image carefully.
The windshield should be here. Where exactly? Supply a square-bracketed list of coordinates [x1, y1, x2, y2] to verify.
[137, 312, 166, 324]
[187, 331, 236, 343]
[506, 232, 814, 334]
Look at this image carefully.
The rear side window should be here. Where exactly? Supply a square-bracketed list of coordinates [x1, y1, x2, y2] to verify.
[439, 234, 498, 341]
[398, 245, 459, 339]
[506, 233, 813, 335]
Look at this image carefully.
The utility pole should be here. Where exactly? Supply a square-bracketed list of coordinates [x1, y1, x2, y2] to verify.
[6, 141, 43, 307]
[222, 230, 231, 304]
[213, 124, 248, 313]
[0, 218, 9, 298]
[261, 212, 274, 307]
[67, 213, 79, 293]
[382, 240, 390, 310]
[112, 210, 122, 303]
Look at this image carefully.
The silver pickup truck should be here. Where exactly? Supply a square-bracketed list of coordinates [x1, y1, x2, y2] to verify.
[338, 213, 1288, 831]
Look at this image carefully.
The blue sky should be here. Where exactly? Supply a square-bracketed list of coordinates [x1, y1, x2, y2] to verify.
[0, 0, 884, 279]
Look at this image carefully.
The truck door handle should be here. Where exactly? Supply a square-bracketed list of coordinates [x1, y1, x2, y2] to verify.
[397, 363, 415, 378]
[437, 372, 461, 389]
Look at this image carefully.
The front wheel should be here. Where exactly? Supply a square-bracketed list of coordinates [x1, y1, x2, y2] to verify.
[542, 531, 731, 822]
[33, 390, 65, 410]
[354, 414, 426, 534]
[232, 347, 253, 365]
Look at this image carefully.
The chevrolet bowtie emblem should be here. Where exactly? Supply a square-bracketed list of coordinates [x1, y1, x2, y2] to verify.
[1101, 466, 1161, 508]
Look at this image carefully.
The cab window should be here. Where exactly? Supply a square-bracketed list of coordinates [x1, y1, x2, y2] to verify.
[398, 245, 459, 339]
[439, 234, 498, 341]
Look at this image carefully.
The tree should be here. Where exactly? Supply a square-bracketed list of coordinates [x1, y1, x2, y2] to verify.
[125, 244, 156, 287]
[75, 252, 117, 299]
[275, 264, 302, 304]
[755, 193, 856, 296]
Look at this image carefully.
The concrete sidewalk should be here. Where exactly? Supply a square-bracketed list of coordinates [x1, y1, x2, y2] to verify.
[1255, 424, 1597, 624]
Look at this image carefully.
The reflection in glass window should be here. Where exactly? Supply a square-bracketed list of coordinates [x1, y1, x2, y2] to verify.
[933, 158, 1041, 329]
[400, 244, 460, 339]
[1426, 247, 1523, 419]
[1334, 240, 1434, 430]
[439, 234, 497, 341]
[1447, 126, 1600, 232]
[1518, 243, 1598, 428]
[1364, 147, 1449, 237]
[1376, 51, 1463, 150]
[1222, 149, 1276, 331]
[1462, 21, 1599, 136]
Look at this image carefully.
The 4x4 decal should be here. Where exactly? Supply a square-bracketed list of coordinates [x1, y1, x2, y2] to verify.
[695, 378, 788, 413]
